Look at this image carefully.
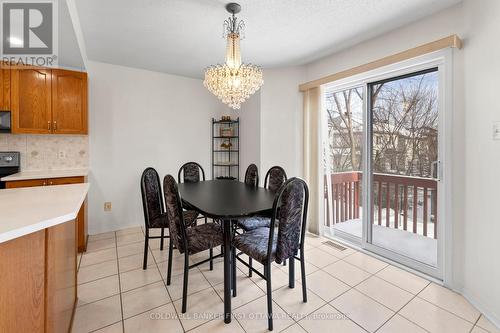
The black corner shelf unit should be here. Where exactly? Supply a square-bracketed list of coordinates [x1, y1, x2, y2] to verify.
[212, 118, 240, 180]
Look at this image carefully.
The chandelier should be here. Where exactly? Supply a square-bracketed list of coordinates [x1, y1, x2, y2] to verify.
[204, 3, 263, 110]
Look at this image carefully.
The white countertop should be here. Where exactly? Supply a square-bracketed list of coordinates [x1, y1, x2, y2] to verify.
[0, 183, 89, 243]
[0, 168, 89, 181]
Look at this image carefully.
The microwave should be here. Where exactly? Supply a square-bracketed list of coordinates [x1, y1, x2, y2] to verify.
[0, 111, 11, 133]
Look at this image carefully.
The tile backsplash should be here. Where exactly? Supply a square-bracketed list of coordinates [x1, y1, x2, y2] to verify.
[0, 134, 89, 171]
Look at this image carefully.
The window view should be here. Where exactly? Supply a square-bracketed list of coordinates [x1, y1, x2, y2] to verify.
[323, 86, 364, 238]
[370, 68, 439, 267]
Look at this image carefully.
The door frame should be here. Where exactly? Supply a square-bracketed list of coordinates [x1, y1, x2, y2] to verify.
[321, 49, 454, 283]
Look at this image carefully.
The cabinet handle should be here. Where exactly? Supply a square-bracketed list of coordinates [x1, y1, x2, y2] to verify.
[43, 181, 47, 186]
[49, 181, 53, 185]
[48, 121, 51, 131]
[53, 121, 57, 131]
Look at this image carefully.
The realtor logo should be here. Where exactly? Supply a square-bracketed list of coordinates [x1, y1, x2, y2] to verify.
[1, 1, 57, 66]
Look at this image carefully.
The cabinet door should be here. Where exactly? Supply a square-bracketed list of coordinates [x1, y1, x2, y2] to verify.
[52, 69, 88, 134]
[48, 176, 85, 186]
[5, 178, 48, 188]
[0, 62, 11, 111]
[11, 67, 52, 134]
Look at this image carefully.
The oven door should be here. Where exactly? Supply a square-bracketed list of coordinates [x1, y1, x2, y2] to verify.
[0, 111, 11, 133]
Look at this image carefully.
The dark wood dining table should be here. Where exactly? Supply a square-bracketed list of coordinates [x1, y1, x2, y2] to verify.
[177, 179, 275, 323]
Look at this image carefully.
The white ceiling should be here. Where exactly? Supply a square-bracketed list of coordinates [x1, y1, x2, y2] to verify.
[59, 0, 85, 70]
[74, 0, 461, 78]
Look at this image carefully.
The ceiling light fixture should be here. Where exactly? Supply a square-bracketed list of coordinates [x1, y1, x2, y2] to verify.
[203, 2, 263, 110]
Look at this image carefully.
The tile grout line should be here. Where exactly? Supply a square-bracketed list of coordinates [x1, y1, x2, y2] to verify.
[113, 231, 126, 333]
[412, 294, 482, 326]
[469, 314, 482, 333]
[373, 282, 431, 333]
[118, 231, 174, 325]
[312, 258, 392, 333]
[388, 286, 437, 333]
[149, 230, 188, 332]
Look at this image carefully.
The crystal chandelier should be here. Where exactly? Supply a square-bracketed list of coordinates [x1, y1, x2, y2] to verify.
[204, 3, 263, 110]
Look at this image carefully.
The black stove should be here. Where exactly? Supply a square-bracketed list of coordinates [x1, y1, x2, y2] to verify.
[0, 152, 20, 189]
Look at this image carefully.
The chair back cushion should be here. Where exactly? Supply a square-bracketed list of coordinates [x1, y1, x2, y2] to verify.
[141, 168, 163, 228]
[179, 162, 204, 183]
[244, 164, 259, 187]
[276, 179, 307, 263]
[163, 175, 186, 253]
[266, 166, 287, 192]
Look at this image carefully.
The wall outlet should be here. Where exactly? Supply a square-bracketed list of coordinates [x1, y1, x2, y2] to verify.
[104, 202, 112, 211]
[58, 150, 66, 158]
[493, 122, 500, 140]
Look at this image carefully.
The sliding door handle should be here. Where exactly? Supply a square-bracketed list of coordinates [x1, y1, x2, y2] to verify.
[431, 160, 441, 181]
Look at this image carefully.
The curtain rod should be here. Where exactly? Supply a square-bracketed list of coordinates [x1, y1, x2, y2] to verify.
[299, 34, 462, 92]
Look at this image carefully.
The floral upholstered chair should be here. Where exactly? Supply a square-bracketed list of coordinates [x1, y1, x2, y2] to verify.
[163, 174, 223, 313]
[140, 167, 198, 270]
[233, 177, 309, 331]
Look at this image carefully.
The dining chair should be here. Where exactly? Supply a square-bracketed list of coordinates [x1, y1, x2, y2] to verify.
[163, 174, 224, 313]
[237, 166, 287, 232]
[178, 162, 208, 225]
[244, 163, 259, 187]
[236, 165, 287, 276]
[140, 168, 198, 270]
[233, 177, 309, 331]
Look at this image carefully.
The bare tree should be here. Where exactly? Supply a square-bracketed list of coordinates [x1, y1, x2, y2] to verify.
[325, 71, 438, 177]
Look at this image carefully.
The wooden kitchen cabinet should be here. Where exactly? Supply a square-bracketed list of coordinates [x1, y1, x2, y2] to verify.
[52, 69, 88, 134]
[0, 221, 77, 333]
[4, 178, 47, 188]
[11, 66, 52, 134]
[9, 66, 88, 135]
[0, 62, 10, 111]
[6, 176, 88, 252]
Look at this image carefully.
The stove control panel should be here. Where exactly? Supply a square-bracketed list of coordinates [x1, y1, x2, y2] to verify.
[0, 152, 20, 167]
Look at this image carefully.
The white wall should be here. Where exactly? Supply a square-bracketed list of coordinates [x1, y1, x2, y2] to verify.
[260, 67, 306, 179]
[87, 61, 227, 234]
[461, 0, 500, 325]
[230, 92, 261, 179]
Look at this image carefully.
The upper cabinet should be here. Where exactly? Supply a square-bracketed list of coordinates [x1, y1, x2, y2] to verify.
[9, 65, 88, 135]
[11, 67, 52, 134]
[52, 69, 88, 134]
[0, 62, 11, 111]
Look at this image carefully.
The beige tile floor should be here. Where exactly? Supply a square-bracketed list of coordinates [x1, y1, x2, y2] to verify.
[72, 226, 498, 333]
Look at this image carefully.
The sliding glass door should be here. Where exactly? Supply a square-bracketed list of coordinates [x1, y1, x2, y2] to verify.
[366, 68, 440, 273]
[322, 53, 449, 279]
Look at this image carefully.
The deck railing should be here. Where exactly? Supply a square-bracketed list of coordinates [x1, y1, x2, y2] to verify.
[324, 171, 438, 239]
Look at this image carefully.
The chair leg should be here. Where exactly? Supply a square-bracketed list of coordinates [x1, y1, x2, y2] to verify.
[248, 257, 253, 277]
[300, 249, 307, 303]
[232, 246, 237, 297]
[265, 264, 273, 331]
[209, 247, 214, 271]
[181, 253, 189, 313]
[166, 237, 174, 285]
[289, 257, 295, 288]
[160, 228, 165, 251]
[142, 235, 149, 270]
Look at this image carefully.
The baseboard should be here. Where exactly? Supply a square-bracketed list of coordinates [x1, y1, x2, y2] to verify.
[88, 222, 142, 236]
[461, 288, 500, 330]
